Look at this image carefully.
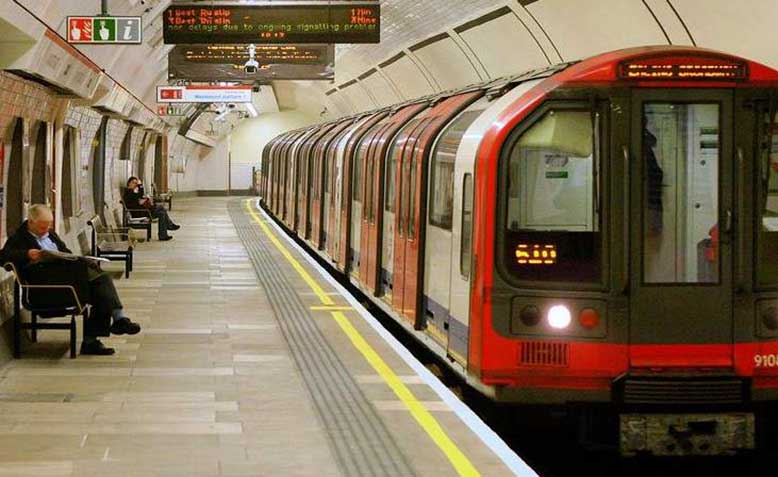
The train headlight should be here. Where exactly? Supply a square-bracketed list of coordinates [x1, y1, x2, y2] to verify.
[763, 306, 778, 331]
[547, 305, 571, 329]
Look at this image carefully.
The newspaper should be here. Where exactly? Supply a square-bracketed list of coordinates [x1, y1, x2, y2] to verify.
[39, 250, 110, 264]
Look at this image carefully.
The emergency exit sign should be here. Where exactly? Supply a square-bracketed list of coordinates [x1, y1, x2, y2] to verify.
[157, 105, 185, 117]
[67, 16, 142, 44]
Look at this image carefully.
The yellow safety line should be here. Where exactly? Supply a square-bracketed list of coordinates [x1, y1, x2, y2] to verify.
[244, 200, 480, 477]
[244, 201, 334, 305]
[310, 305, 354, 311]
[330, 311, 480, 477]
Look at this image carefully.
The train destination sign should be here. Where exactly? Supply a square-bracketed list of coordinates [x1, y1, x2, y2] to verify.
[68, 16, 142, 44]
[168, 44, 335, 81]
[163, 4, 380, 44]
[618, 57, 747, 81]
[156, 85, 253, 103]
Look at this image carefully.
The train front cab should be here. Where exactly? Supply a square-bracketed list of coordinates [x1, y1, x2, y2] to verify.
[477, 47, 778, 454]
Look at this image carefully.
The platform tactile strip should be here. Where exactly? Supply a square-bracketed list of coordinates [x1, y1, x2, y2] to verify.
[228, 200, 417, 477]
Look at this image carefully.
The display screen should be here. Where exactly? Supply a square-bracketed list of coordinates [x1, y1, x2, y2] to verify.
[168, 44, 334, 81]
[515, 243, 558, 265]
[618, 56, 747, 81]
[503, 231, 601, 283]
[163, 4, 380, 44]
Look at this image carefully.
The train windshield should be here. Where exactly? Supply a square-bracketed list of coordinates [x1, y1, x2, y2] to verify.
[758, 114, 778, 285]
[504, 108, 602, 283]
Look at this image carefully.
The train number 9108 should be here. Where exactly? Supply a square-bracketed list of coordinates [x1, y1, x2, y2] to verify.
[754, 354, 778, 368]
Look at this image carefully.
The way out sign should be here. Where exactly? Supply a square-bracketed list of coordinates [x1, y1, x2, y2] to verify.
[67, 16, 142, 44]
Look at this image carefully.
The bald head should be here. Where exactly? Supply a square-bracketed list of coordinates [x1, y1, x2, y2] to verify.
[28, 204, 53, 237]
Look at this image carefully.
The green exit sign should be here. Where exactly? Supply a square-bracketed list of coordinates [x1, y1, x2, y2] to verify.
[67, 16, 142, 44]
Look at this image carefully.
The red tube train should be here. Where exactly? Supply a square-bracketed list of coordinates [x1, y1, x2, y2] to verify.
[258, 46, 778, 455]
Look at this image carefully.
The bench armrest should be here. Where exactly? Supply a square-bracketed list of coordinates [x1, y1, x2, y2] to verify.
[21, 283, 85, 313]
[124, 208, 152, 218]
[3, 263, 85, 313]
[96, 231, 135, 245]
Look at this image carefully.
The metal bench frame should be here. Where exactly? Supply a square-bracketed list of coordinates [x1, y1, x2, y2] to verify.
[4, 262, 87, 359]
[87, 215, 134, 278]
[120, 199, 154, 241]
[152, 183, 173, 211]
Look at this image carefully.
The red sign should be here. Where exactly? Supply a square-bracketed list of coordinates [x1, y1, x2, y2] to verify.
[68, 18, 93, 43]
[158, 88, 183, 100]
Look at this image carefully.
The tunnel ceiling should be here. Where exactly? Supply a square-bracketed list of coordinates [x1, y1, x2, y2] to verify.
[10, 0, 778, 122]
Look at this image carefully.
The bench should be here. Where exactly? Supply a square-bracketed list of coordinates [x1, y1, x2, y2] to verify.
[152, 183, 173, 211]
[120, 199, 154, 241]
[4, 262, 88, 359]
[87, 215, 134, 278]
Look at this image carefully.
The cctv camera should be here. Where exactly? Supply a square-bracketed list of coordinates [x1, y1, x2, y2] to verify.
[227, 103, 236, 109]
[244, 58, 259, 74]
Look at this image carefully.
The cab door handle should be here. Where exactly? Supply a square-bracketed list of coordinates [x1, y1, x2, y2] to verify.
[724, 209, 733, 234]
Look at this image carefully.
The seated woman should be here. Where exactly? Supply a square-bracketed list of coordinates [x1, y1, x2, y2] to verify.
[123, 177, 179, 241]
[0, 205, 141, 355]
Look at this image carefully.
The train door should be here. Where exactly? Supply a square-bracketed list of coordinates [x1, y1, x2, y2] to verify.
[363, 104, 429, 296]
[359, 122, 392, 291]
[395, 92, 483, 326]
[350, 128, 377, 276]
[627, 89, 734, 367]
[393, 117, 431, 321]
[314, 122, 351, 249]
[290, 130, 312, 229]
[424, 98, 491, 355]
[336, 113, 386, 272]
[326, 127, 353, 258]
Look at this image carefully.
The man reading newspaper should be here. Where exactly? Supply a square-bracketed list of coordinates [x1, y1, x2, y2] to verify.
[0, 205, 141, 355]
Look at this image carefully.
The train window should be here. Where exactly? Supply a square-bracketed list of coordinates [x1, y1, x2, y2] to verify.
[504, 108, 601, 283]
[460, 174, 474, 278]
[387, 118, 423, 214]
[757, 114, 778, 285]
[430, 108, 484, 229]
[353, 142, 366, 203]
[409, 156, 417, 238]
[642, 103, 719, 284]
[354, 122, 383, 204]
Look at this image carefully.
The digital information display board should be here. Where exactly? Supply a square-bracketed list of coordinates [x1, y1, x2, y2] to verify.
[163, 3, 380, 44]
[168, 44, 335, 81]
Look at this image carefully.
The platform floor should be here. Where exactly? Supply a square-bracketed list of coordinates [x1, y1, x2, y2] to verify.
[0, 197, 529, 477]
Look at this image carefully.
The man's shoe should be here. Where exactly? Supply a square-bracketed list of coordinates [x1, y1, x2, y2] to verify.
[159, 236, 173, 241]
[80, 339, 115, 356]
[110, 318, 141, 335]
[168, 224, 181, 231]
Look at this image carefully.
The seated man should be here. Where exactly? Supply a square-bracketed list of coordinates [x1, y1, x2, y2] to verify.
[123, 177, 179, 241]
[0, 205, 141, 355]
